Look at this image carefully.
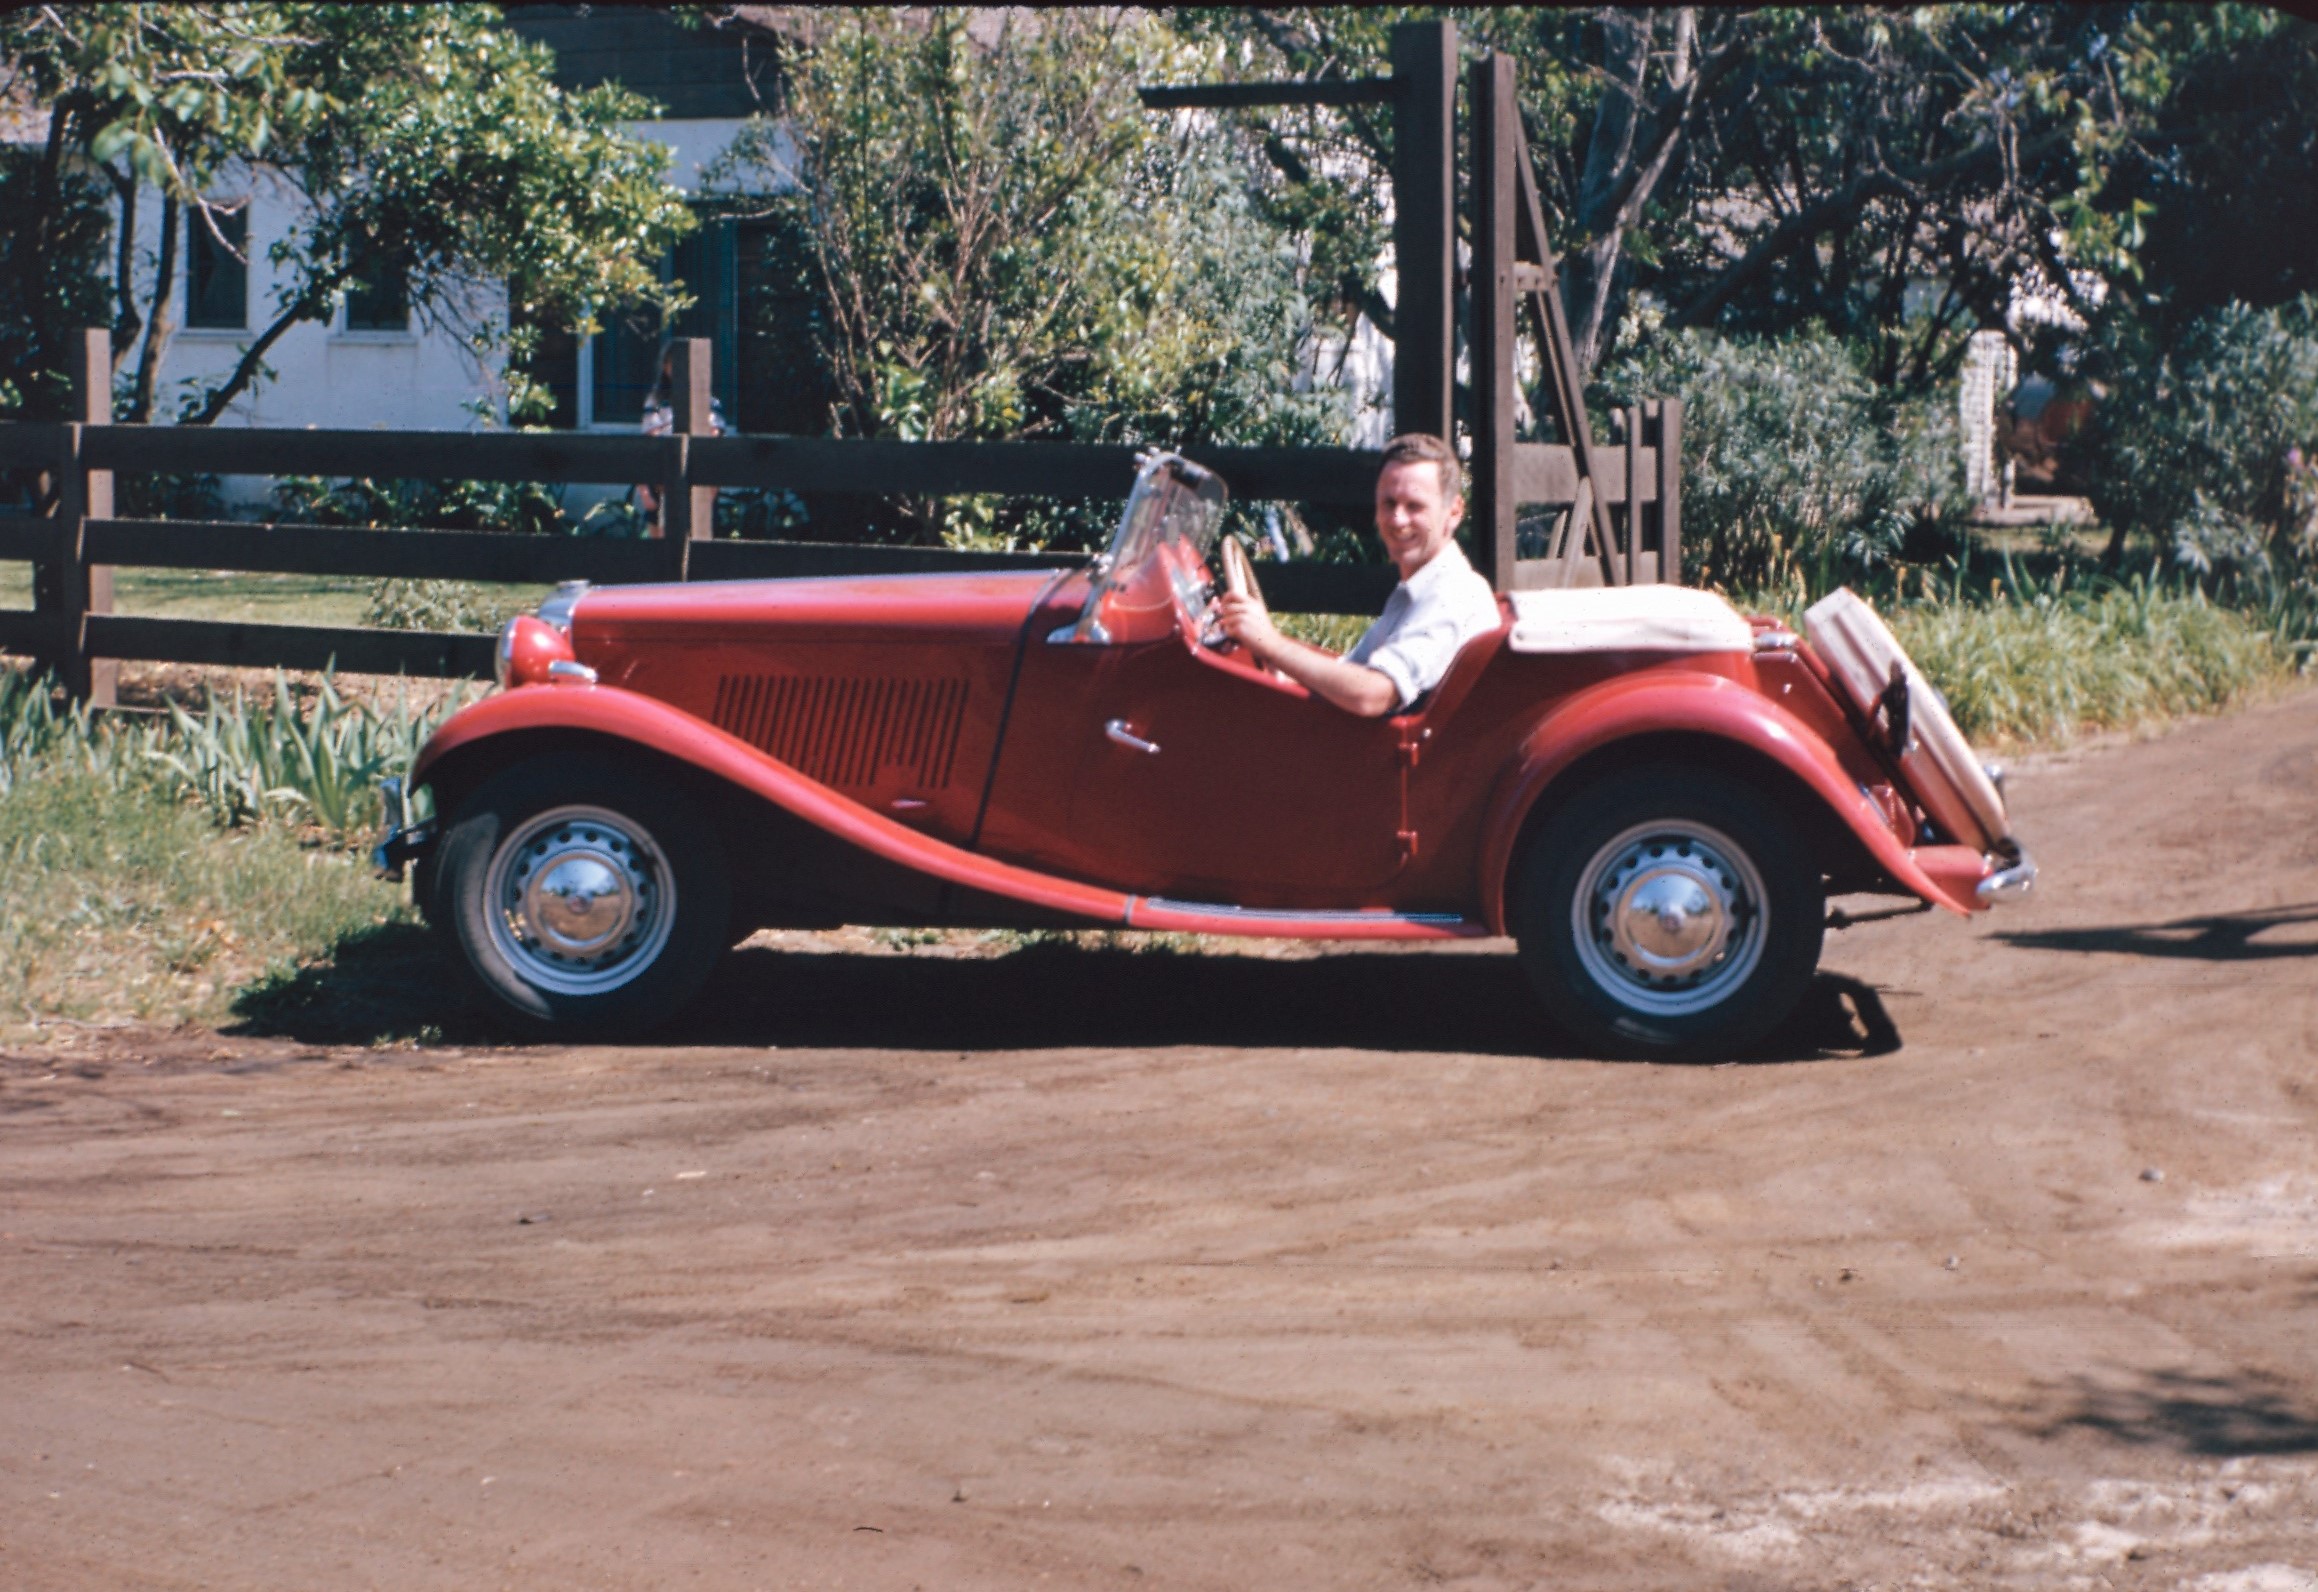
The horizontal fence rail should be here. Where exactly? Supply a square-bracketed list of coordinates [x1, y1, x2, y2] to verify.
[0, 332, 1674, 698]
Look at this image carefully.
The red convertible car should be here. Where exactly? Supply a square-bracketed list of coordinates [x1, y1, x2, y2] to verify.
[379, 454, 2034, 1058]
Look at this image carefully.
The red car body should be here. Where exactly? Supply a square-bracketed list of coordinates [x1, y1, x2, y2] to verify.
[391, 456, 2033, 1055]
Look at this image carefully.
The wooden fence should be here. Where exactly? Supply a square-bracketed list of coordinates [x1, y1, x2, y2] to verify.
[0, 329, 1679, 708]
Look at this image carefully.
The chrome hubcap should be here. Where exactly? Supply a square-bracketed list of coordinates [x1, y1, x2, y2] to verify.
[1573, 820, 1768, 1017]
[486, 805, 674, 996]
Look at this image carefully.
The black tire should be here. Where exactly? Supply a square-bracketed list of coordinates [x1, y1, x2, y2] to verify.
[433, 754, 731, 1039]
[1512, 764, 1824, 1061]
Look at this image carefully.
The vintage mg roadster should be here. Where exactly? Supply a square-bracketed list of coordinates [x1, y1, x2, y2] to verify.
[379, 453, 2034, 1058]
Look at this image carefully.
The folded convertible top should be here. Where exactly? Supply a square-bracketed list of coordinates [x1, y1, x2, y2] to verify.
[1505, 585, 1755, 654]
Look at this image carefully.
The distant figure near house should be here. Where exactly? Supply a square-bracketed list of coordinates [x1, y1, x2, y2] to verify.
[636, 343, 727, 535]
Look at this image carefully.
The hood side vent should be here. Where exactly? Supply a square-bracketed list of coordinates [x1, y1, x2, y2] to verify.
[712, 674, 969, 790]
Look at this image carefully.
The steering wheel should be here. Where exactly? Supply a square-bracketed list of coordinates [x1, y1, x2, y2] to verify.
[1203, 534, 1279, 672]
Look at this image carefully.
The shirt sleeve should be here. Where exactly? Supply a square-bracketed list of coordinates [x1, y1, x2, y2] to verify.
[1361, 610, 1477, 709]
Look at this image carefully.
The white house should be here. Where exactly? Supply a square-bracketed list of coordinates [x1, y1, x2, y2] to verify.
[119, 6, 793, 443]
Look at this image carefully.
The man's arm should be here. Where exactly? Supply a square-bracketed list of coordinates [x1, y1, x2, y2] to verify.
[1216, 593, 1400, 717]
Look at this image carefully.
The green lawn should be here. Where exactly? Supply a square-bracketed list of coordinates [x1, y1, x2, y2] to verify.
[0, 564, 551, 629]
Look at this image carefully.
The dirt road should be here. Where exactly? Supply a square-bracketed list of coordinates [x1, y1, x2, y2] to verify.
[6, 687, 2318, 1591]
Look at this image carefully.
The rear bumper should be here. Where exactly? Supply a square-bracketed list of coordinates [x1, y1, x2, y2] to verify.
[1974, 846, 2037, 905]
[1911, 841, 2036, 912]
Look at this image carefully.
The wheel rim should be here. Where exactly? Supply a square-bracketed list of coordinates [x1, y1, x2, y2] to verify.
[484, 804, 676, 997]
[1570, 818, 1769, 1018]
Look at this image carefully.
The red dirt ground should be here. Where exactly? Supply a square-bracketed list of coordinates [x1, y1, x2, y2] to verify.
[5, 686, 2318, 1590]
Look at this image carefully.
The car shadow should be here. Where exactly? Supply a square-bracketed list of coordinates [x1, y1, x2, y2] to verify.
[229, 926, 1904, 1063]
[2023, 1366, 2318, 1457]
[1995, 902, 2318, 962]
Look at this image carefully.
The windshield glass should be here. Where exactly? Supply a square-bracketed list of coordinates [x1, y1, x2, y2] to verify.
[1073, 453, 1228, 641]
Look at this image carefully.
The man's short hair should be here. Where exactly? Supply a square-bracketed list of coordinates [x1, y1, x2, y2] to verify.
[1379, 432, 1465, 500]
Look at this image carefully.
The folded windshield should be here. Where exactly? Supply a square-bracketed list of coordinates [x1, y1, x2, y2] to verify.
[1072, 453, 1229, 643]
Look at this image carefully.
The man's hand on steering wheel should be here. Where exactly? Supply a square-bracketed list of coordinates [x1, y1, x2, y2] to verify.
[1216, 588, 1280, 660]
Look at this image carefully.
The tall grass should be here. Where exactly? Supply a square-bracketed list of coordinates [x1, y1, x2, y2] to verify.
[1889, 580, 2288, 749]
[0, 765, 410, 1029]
[0, 668, 459, 1034]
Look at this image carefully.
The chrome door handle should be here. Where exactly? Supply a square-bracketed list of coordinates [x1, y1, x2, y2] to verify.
[1104, 719, 1160, 755]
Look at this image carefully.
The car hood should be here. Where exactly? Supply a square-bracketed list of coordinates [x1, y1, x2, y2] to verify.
[570, 569, 1078, 650]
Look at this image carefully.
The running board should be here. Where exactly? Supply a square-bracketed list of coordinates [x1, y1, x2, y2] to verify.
[1125, 897, 1488, 939]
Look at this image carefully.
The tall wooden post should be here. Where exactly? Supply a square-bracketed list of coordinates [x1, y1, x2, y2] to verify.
[1652, 397, 1683, 584]
[40, 329, 117, 705]
[1466, 54, 1517, 591]
[662, 337, 715, 576]
[1389, 19, 1457, 446]
[1623, 403, 1643, 582]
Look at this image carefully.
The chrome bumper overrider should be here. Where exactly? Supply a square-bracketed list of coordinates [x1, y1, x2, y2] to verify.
[372, 777, 438, 882]
[1975, 847, 2037, 906]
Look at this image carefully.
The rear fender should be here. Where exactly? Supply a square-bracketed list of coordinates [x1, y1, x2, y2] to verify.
[1475, 671, 1979, 932]
[411, 683, 1135, 923]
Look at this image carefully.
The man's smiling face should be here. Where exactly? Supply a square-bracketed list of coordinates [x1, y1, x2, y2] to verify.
[1374, 459, 1466, 580]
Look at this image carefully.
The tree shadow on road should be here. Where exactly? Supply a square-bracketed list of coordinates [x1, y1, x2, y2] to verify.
[1996, 903, 2318, 961]
[228, 926, 1905, 1062]
[2029, 1367, 2318, 1457]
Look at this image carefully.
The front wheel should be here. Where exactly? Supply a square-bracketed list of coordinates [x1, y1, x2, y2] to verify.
[434, 755, 731, 1039]
[1512, 765, 1824, 1061]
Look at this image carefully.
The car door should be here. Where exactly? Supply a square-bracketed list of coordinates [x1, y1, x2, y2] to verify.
[980, 633, 1405, 903]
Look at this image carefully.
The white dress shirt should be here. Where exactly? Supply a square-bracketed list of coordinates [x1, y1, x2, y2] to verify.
[1345, 540, 1504, 709]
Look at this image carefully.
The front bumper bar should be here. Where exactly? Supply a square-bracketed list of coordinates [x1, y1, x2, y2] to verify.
[372, 777, 438, 883]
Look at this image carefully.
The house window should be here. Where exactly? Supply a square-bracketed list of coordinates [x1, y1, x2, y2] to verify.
[344, 254, 410, 333]
[185, 206, 247, 330]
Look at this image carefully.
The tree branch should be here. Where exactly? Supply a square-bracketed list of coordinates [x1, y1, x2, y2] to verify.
[182, 293, 321, 426]
[130, 192, 179, 424]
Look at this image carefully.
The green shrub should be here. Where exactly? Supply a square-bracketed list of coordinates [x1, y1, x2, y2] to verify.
[1599, 327, 1971, 591]
[364, 578, 532, 635]
[2074, 297, 2318, 594]
[271, 472, 568, 536]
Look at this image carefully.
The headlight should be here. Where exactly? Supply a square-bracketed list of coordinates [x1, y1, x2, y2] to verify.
[496, 615, 581, 688]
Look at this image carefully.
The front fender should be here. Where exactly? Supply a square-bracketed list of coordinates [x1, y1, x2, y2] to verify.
[411, 682, 1136, 923]
[1474, 670, 1980, 932]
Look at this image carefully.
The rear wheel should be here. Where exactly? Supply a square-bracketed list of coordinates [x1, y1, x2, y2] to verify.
[434, 755, 730, 1039]
[1513, 765, 1823, 1060]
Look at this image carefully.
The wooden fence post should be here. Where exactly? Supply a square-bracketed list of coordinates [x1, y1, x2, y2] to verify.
[1653, 397, 1682, 585]
[1389, 18, 1457, 446]
[1466, 54, 1517, 593]
[661, 337, 714, 578]
[38, 328, 118, 706]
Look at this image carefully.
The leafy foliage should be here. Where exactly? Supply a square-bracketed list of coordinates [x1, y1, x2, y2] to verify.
[1169, 7, 2190, 384]
[0, 145, 112, 424]
[1889, 575, 2289, 750]
[717, 10, 1346, 548]
[362, 579, 531, 637]
[1600, 326, 1969, 591]
[0, 3, 694, 424]
[2072, 297, 2318, 594]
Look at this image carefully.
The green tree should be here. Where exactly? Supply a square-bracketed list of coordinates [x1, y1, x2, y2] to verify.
[717, 9, 1345, 546]
[0, 3, 694, 424]
[1172, 7, 2203, 387]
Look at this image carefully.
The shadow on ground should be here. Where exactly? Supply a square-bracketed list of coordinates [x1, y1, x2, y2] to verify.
[2030, 1367, 2318, 1457]
[1997, 903, 2318, 961]
[228, 929, 1903, 1062]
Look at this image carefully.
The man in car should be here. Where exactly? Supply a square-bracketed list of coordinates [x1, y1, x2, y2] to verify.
[1217, 432, 1503, 717]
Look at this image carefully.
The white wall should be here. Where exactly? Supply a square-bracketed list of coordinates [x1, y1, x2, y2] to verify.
[129, 118, 783, 445]
[132, 166, 505, 437]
